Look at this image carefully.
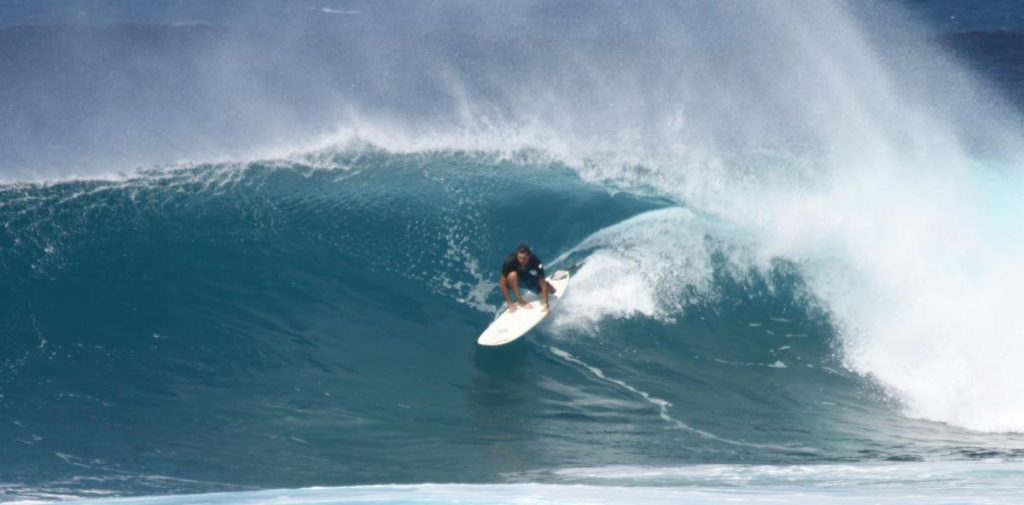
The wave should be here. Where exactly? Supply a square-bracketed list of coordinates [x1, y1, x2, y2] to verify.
[4, 147, 1024, 500]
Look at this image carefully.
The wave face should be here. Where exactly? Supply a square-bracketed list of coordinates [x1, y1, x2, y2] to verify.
[3, 151, 1023, 499]
[4, 0, 1024, 501]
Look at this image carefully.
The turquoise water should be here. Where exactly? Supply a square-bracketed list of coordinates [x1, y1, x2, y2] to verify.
[4, 152, 1024, 503]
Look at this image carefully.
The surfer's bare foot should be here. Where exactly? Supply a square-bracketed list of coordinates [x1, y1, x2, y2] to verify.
[541, 305, 550, 314]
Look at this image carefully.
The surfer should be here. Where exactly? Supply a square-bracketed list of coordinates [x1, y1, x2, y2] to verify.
[501, 244, 556, 313]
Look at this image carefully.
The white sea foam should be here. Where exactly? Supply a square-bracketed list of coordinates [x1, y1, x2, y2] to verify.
[548, 207, 723, 331]
[11, 462, 1024, 504]
[509, 2, 1024, 433]
[545, 154, 1024, 433]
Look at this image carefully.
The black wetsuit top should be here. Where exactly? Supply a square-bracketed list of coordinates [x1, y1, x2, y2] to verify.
[502, 253, 545, 282]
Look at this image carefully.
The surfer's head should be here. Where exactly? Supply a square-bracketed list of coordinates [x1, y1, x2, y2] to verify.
[516, 244, 531, 264]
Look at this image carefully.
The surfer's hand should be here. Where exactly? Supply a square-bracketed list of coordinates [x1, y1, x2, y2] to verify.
[508, 303, 517, 313]
[518, 301, 532, 310]
[542, 305, 550, 314]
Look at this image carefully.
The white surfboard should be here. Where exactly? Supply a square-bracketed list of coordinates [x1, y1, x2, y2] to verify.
[477, 270, 570, 346]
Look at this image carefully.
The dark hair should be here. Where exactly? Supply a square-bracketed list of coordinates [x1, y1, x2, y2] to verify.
[516, 244, 531, 254]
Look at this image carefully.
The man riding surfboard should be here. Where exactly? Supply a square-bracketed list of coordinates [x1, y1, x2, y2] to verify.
[500, 244, 556, 313]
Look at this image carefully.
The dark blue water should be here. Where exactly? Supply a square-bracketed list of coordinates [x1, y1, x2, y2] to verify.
[3, 1, 1024, 503]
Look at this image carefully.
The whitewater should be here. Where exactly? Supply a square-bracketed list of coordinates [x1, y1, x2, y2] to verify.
[3, 0, 1024, 503]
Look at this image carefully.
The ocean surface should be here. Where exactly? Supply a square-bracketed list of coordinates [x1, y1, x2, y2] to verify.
[3, 1, 1024, 503]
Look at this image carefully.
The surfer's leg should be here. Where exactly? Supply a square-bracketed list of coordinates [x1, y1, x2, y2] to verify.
[508, 272, 533, 309]
[507, 271, 525, 302]
[543, 279, 556, 295]
[540, 278, 550, 310]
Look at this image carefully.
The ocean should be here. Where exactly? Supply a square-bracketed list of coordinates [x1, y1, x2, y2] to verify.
[2, 1, 1024, 503]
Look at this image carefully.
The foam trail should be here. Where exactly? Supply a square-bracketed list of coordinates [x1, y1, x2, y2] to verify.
[547, 346, 806, 452]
